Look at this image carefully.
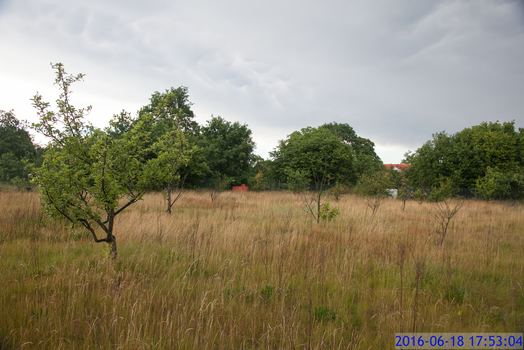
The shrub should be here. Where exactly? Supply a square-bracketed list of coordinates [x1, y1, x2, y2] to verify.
[476, 167, 524, 200]
[319, 203, 340, 222]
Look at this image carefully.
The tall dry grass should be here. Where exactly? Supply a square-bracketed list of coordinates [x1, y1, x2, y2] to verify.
[0, 191, 523, 349]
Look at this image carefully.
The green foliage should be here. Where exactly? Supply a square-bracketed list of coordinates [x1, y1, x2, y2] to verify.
[314, 306, 337, 322]
[397, 173, 414, 204]
[444, 281, 466, 304]
[406, 121, 524, 199]
[476, 167, 524, 200]
[355, 171, 392, 217]
[107, 110, 134, 138]
[143, 129, 194, 190]
[274, 127, 356, 223]
[413, 188, 427, 202]
[329, 181, 352, 201]
[319, 122, 383, 179]
[248, 157, 276, 191]
[318, 203, 340, 222]
[0, 152, 27, 183]
[0, 110, 37, 185]
[137, 87, 206, 192]
[31, 63, 162, 256]
[427, 178, 454, 202]
[199, 116, 255, 186]
[259, 285, 275, 302]
[285, 168, 310, 193]
[139, 86, 199, 135]
[272, 127, 355, 190]
[354, 170, 392, 197]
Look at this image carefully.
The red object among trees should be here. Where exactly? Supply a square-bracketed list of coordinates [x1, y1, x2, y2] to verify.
[384, 163, 411, 171]
[232, 184, 249, 192]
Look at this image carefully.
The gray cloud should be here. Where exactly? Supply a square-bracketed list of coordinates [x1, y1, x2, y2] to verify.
[0, 0, 523, 162]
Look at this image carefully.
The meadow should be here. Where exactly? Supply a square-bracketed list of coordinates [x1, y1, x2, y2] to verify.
[0, 191, 523, 349]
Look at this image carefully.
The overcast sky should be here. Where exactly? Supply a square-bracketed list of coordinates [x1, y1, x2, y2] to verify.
[1, 0, 523, 163]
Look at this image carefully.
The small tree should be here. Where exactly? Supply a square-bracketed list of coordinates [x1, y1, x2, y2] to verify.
[428, 179, 463, 246]
[137, 88, 204, 212]
[143, 126, 195, 213]
[286, 168, 325, 223]
[32, 63, 157, 258]
[397, 173, 414, 211]
[355, 170, 391, 218]
[209, 173, 230, 203]
[275, 128, 353, 223]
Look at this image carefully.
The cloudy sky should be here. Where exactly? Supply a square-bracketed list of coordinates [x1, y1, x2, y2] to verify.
[1, 0, 523, 163]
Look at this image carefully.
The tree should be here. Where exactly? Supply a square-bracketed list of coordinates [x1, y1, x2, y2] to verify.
[107, 110, 134, 138]
[319, 122, 382, 179]
[199, 116, 255, 188]
[354, 170, 392, 217]
[404, 132, 454, 195]
[427, 178, 463, 246]
[476, 166, 524, 200]
[0, 110, 36, 185]
[248, 157, 276, 191]
[139, 86, 199, 136]
[31, 63, 157, 258]
[397, 172, 414, 211]
[405, 121, 524, 199]
[143, 125, 195, 213]
[137, 87, 207, 211]
[272, 127, 354, 222]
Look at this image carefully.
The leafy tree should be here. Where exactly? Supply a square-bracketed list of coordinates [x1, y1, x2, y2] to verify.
[319, 122, 382, 179]
[143, 126, 195, 213]
[139, 86, 199, 136]
[248, 157, 278, 191]
[476, 167, 524, 200]
[272, 127, 354, 222]
[199, 116, 255, 187]
[0, 110, 36, 185]
[137, 87, 206, 210]
[354, 170, 391, 197]
[406, 121, 523, 199]
[272, 127, 355, 187]
[397, 172, 414, 211]
[404, 132, 454, 194]
[107, 110, 134, 138]
[32, 63, 158, 258]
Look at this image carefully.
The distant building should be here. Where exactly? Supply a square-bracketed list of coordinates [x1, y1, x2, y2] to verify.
[384, 163, 410, 172]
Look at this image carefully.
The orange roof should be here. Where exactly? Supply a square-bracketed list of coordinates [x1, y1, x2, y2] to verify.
[384, 163, 411, 171]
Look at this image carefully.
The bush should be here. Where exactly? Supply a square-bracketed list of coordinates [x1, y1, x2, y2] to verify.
[319, 203, 340, 222]
[354, 170, 391, 197]
[476, 167, 524, 200]
[329, 182, 351, 200]
[427, 178, 454, 202]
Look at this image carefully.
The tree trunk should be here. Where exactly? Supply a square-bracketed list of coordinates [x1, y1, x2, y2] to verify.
[166, 186, 172, 214]
[107, 210, 117, 259]
[108, 235, 117, 259]
[316, 191, 321, 223]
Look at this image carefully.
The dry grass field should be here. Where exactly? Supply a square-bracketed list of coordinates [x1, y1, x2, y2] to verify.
[0, 191, 523, 349]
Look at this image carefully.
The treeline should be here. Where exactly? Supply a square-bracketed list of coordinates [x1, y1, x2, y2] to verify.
[1, 63, 523, 202]
[404, 122, 524, 200]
